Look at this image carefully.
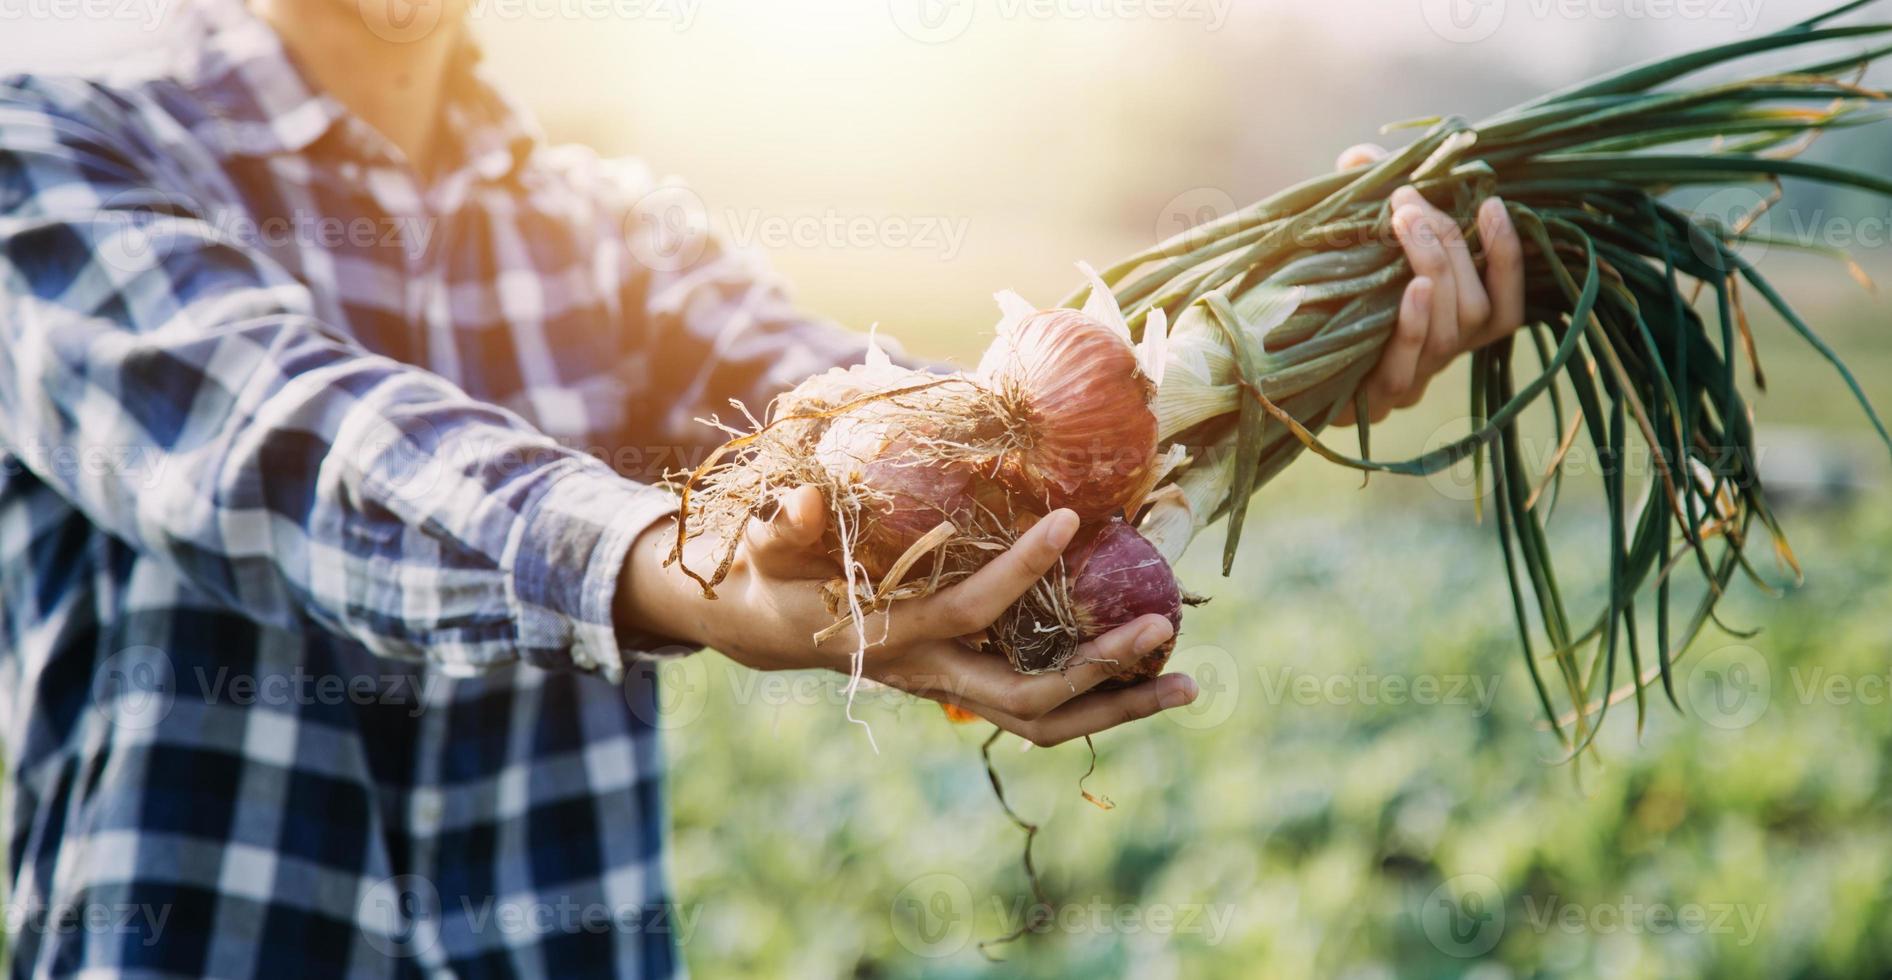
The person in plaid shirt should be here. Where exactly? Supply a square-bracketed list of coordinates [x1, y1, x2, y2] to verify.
[0, 0, 1523, 975]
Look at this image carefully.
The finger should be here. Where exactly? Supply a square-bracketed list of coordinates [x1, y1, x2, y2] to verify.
[882, 614, 1176, 722]
[1000, 673, 1199, 747]
[1477, 196, 1526, 343]
[1392, 375, 1430, 411]
[1448, 246, 1489, 343]
[911, 509, 1080, 640]
[1391, 200, 1460, 378]
[754, 485, 825, 548]
[1393, 188, 1487, 352]
[1336, 142, 1387, 170]
[1365, 276, 1434, 424]
[1392, 191, 1472, 359]
[743, 485, 833, 578]
[1065, 613, 1177, 683]
[1429, 207, 1489, 340]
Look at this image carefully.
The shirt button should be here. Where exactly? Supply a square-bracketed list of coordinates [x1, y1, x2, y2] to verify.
[413, 791, 444, 833]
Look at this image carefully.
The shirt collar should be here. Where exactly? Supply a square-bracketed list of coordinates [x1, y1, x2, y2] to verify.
[174, 0, 537, 183]
[436, 58, 543, 185]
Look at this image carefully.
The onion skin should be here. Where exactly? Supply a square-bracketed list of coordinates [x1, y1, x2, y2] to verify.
[978, 309, 1158, 522]
[841, 448, 986, 579]
[774, 358, 925, 453]
[777, 357, 919, 418]
[813, 405, 1013, 581]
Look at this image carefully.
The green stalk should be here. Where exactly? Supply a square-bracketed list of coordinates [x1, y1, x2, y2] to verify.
[1078, 0, 1892, 741]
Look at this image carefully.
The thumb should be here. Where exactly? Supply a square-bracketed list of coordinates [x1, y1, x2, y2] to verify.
[744, 485, 833, 577]
[1336, 142, 1388, 170]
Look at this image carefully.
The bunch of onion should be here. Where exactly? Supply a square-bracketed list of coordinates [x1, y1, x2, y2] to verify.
[664, 9, 1892, 948]
[666, 301, 1198, 949]
[1101, 0, 1892, 754]
[670, 270, 1189, 691]
[674, 2, 1892, 752]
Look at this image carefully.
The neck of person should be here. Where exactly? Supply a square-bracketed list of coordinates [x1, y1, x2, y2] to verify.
[251, 0, 466, 177]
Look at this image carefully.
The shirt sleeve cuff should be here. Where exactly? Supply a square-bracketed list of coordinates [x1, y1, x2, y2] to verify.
[504, 459, 698, 681]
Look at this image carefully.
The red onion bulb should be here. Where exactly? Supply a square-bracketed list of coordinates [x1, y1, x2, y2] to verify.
[813, 403, 1006, 580]
[995, 518, 1182, 685]
[977, 307, 1159, 522]
[1066, 519, 1184, 684]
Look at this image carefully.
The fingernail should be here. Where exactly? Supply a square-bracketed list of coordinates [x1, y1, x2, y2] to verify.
[1158, 676, 1198, 710]
[1394, 207, 1435, 246]
[1137, 619, 1174, 650]
[1044, 509, 1079, 548]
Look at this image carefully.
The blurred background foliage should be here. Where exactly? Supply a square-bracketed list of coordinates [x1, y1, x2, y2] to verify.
[11, 0, 1892, 975]
[660, 481, 1892, 978]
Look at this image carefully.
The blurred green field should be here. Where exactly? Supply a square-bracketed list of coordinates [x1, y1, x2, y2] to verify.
[660, 275, 1892, 978]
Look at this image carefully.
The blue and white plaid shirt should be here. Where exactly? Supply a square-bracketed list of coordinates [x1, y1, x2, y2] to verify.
[0, 2, 868, 975]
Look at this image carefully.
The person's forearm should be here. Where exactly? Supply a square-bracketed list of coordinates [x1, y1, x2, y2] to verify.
[612, 486, 851, 674]
[616, 517, 709, 647]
